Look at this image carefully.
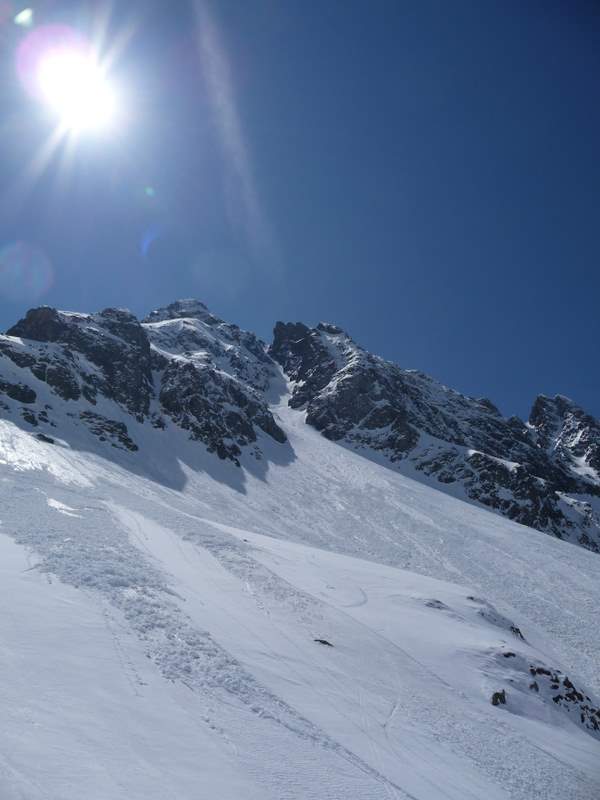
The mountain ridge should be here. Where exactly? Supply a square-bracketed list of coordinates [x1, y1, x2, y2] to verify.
[0, 299, 599, 799]
[2, 299, 599, 551]
[269, 318, 600, 551]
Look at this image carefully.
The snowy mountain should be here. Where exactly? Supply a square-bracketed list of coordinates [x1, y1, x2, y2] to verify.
[271, 320, 600, 551]
[2, 300, 285, 463]
[0, 300, 599, 800]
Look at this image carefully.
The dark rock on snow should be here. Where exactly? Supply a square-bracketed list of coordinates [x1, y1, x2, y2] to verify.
[0, 301, 285, 463]
[270, 320, 600, 551]
[1, 299, 600, 554]
[491, 690, 507, 706]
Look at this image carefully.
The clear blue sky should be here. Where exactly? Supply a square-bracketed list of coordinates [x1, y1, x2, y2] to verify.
[0, 0, 598, 419]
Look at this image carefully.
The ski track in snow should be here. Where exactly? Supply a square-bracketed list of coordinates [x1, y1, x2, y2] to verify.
[0, 386, 599, 799]
[2, 479, 414, 799]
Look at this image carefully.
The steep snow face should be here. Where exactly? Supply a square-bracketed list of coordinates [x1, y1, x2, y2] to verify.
[0, 302, 286, 466]
[271, 322, 600, 551]
[0, 390, 599, 800]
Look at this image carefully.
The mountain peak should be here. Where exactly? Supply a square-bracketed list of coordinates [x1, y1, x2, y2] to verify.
[530, 393, 577, 419]
[143, 299, 221, 326]
[316, 321, 346, 336]
[529, 393, 584, 440]
[6, 306, 66, 342]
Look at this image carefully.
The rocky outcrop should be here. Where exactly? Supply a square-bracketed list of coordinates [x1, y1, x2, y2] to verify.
[489, 651, 600, 740]
[7, 307, 153, 417]
[530, 394, 600, 479]
[2, 301, 599, 551]
[0, 301, 286, 463]
[144, 300, 286, 463]
[270, 321, 600, 551]
[0, 379, 36, 404]
[158, 360, 284, 464]
[80, 411, 138, 452]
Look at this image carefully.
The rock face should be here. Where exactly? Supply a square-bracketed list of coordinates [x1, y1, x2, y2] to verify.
[270, 321, 600, 551]
[6, 307, 153, 416]
[143, 300, 285, 463]
[530, 394, 600, 478]
[0, 301, 285, 464]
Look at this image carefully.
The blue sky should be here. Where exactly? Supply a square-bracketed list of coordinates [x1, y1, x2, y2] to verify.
[0, 0, 598, 419]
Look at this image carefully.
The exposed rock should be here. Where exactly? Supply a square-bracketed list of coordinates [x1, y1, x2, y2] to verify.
[0, 380, 36, 404]
[270, 321, 600, 551]
[530, 394, 600, 482]
[143, 298, 219, 326]
[0, 339, 36, 368]
[6, 306, 67, 342]
[491, 690, 507, 706]
[2, 299, 600, 552]
[489, 651, 600, 739]
[21, 409, 38, 426]
[466, 596, 527, 641]
[80, 411, 138, 452]
[425, 599, 449, 610]
[526, 664, 600, 735]
[7, 306, 153, 418]
[0, 300, 286, 466]
[158, 360, 284, 463]
[145, 301, 286, 461]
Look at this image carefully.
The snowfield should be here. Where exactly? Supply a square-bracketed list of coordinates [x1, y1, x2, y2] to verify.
[0, 385, 599, 799]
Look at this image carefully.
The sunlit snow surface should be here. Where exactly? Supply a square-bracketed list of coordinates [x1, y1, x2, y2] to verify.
[0, 385, 599, 799]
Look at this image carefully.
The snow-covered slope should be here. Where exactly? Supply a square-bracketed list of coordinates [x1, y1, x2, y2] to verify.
[0, 301, 599, 799]
[271, 321, 600, 550]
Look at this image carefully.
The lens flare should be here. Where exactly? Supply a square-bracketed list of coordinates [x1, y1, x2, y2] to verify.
[0, 242, 53, 303]
[14, 8, 34, 28]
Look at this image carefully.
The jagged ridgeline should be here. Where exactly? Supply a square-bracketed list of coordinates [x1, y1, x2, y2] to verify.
[1, 300, 286, 464]
[1, 300, 599, 551]
[270, 321, 600, 551]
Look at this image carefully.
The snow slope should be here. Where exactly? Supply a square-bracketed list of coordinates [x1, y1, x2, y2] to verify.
[271, 321, 600, 551]
[0, 383, 599, 799]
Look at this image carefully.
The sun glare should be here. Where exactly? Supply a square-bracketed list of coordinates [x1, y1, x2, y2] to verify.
[36, 50, 117, 133]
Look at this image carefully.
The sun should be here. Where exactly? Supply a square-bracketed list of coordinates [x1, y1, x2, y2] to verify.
[36, 49, 117, 133]
[16, 24, 121, 137]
